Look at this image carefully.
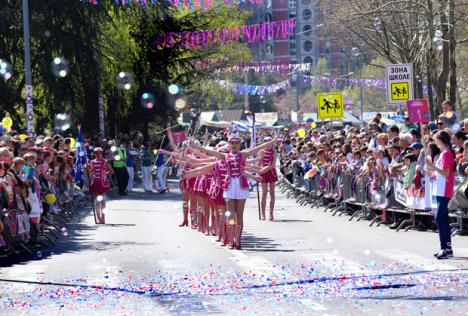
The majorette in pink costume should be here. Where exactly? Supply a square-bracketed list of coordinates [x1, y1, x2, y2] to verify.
[261, 148, 278, 183]
[223, 151, 250, 200]
[90, 158, 110, 195]
[209, 160, 228, 206]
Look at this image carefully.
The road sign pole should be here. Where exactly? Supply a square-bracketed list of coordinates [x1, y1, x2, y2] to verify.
[22, 0, 34, 135]
[360, 85, 363, 120]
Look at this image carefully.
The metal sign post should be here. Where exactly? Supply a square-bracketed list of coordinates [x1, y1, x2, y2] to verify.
[22, 0, 34, 135]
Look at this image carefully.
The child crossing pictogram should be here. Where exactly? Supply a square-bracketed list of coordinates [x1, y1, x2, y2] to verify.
[317, 93, 344, 119]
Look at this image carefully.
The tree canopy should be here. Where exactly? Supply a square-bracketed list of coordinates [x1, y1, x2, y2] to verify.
[0, 0, 251, 137]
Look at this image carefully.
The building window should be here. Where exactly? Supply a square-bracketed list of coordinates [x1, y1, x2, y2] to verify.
[303, 40, 313, 52]
[301, 0, 312, 4]
[302, 9, 312, 20]
[290, 41, 297, 55]
[266, 44, 273, 56]
[265, 13, 272, 23]
[289, 0, 296, 9]
[303, 56, 313, 64]
[303, 24, 312, 36]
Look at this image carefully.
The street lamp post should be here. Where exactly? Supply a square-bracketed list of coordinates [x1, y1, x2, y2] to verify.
[295, 5, 301, 113]
[22, 0, 34, 135]
[293, 22, 323, 112]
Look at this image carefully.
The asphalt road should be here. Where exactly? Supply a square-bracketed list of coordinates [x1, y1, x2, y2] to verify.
[1, 179, 467, 315]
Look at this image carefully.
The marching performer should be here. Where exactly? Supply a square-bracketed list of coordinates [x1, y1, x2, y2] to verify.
[189, 134, 276, 249]
[86, 147, 114, 224]
[259, 136, 278, 220]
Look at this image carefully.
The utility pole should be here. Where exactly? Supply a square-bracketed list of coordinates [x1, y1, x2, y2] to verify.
[244, 69, 249, 112]
[22, 0, 34, 136]
[295, 3, 301, 112]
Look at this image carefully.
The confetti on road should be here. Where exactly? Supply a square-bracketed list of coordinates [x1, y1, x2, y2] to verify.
[1, 262, 467, 315]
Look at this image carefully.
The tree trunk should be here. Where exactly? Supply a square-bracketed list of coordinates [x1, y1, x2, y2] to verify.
[448, 0, 457, 106]
[436, 1, 450, 115]
[426, 0, 436, 117]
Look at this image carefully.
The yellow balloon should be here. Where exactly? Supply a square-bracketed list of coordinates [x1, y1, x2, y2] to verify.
[19, 134, 27, 141]
[311, 122, 317, 129]
[297, 128, 306, 138]
[69, 138, 75, 149]
[153, 149, 158, 155]
[1, 117, 13, 129]
[446, 111, 453, 118]
[45, 193, 56, 205]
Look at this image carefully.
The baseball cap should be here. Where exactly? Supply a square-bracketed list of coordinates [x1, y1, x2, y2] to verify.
[409, 128, 421, 139]
[409, 142, 423, 150]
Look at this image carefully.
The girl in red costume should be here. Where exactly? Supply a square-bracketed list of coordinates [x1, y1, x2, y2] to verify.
[259, 136, 278, 220]
[86, 147, 113, 224]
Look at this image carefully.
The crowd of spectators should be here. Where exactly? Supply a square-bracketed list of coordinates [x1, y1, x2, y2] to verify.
[276, 101, 466, 258]
[0, 131, 175, 255]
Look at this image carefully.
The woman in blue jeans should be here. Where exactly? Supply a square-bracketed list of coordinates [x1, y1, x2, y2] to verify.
[425, 130, 456, 259]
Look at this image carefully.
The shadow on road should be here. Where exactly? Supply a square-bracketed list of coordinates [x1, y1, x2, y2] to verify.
[272, 219, 314, 223]
[242, 232, 295, 253]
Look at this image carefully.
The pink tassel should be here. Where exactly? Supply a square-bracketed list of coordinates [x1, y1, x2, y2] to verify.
[195, 31, 200, 48]
[185, 32, 190, 49]
[267, 21, 273, 40]
[168, 32, 173, 47]
[202, 31, 207, 48]
[281, 20, 287, 39]
[252, 24, 258, 43]
[210, 30, 216, 47]
[260, 23, 266, 41]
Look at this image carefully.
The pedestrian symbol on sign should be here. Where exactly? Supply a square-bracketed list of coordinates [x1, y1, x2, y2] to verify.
[317, 93, 344, 119]
[320, 98, 340, 113]
[391, 82, 410, 101]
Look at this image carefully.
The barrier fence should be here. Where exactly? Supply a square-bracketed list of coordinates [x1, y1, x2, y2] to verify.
[0, 190, 91, 258]
[279, 164, 468, 236]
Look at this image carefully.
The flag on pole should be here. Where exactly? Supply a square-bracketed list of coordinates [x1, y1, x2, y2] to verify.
[74, 126, 87, 187]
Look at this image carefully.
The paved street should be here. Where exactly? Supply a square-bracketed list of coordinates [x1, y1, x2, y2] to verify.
[1, 180, 467, 315]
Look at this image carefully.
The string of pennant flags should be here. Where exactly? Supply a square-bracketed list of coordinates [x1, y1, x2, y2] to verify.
[155, 18, 295, 49]
[82, 0, 264, 11]
[303, 75, 386, 90]
[217, 62, 312, 75]
[216, 79, 291, 96]
[216, 75, 391, 96]
[193, 60, 311, 75]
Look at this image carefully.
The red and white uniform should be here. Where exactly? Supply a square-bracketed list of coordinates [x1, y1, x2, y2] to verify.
[260, 148, 278, 183]
[209, 160, 228, 206]
[223, 152, 249, 200]
[195, 173, 211, 198]
[179, 164, 191, 191]
[90, 159, 110, 195]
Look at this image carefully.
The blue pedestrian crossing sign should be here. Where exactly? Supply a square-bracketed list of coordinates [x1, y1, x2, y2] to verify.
[317, 93, 344, 119]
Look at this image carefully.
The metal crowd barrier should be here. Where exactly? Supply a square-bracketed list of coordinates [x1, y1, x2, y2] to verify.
[278, 169, 468, 236]
[1, 189, 92, 258]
